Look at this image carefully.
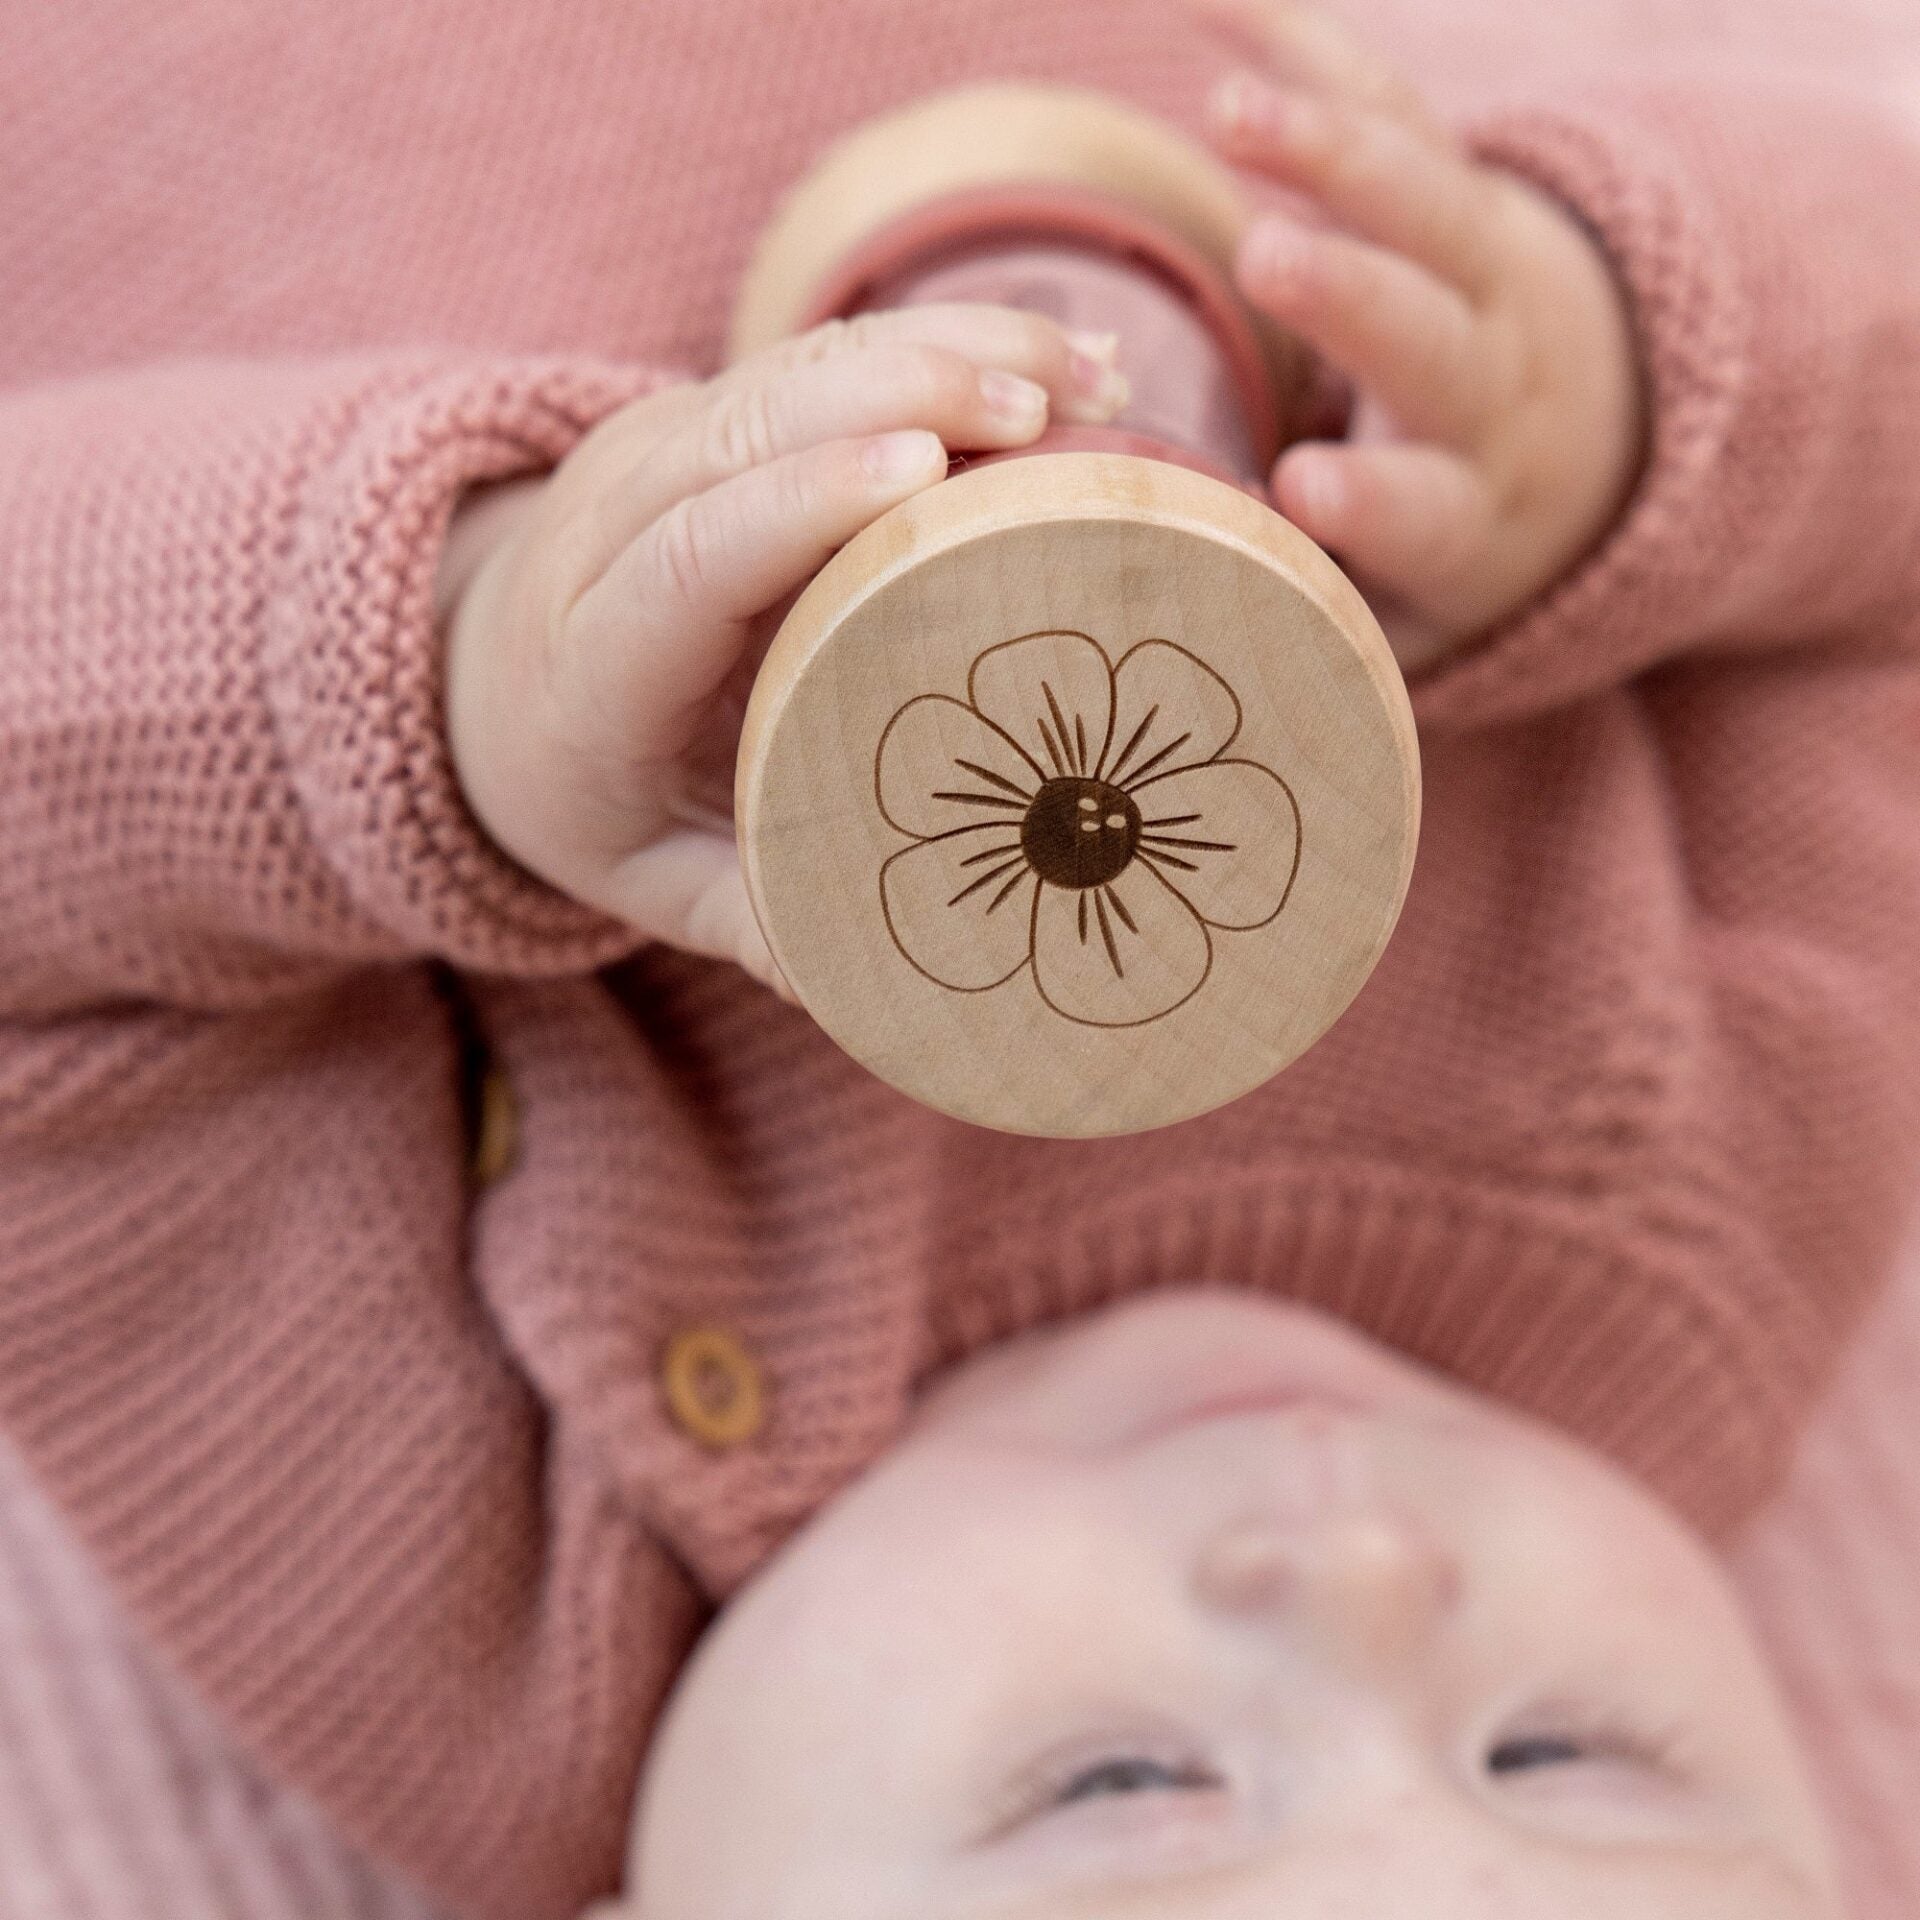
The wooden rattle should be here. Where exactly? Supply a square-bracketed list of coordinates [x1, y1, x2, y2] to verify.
[730, 84, 1420, 1139]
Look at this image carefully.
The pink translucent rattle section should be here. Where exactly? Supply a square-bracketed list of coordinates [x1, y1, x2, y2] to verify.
[792, 182, 1287, 488]
[876, 238, 1263, 484]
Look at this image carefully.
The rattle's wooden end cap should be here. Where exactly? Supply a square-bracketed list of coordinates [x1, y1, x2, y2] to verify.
[736, 453, 1420, 1138]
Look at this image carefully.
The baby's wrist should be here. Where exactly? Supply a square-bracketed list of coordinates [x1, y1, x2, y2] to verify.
[433, 473, 546, 628]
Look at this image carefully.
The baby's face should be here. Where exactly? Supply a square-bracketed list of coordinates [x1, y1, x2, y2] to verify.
[624, 1290, 1839, 1920]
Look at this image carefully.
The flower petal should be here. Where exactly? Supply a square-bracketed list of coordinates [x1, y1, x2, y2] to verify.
[880, 828, 1036, 991]
[1130, 759, 1301, 930]
[1103, 640, 1241, 786]
[1032, 865, 1211, 1027]
[875, 695, 1038, 840]
[967, 631, 1114, 783]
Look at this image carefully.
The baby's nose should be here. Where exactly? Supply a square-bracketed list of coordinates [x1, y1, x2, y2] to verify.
[1190, 1510, 1460, 1675]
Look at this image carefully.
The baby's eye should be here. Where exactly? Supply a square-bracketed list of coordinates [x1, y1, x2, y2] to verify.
[978, 1737, 1228, 1840]
[1485, 1719, 1677, 1779]
[1054, 1756, 1216, 1805]
[1486, 1734, 1586, 1774]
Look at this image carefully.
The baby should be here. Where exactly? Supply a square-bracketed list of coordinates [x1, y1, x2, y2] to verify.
[361, 15, 1920, 1914]
[615, 1290, 1843, 1920]
[1, 0, 1918, 1918]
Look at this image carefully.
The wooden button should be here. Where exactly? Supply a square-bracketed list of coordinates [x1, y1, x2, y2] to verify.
[470, 1062, 519, 1187]
[660, 1326, 767, 1450]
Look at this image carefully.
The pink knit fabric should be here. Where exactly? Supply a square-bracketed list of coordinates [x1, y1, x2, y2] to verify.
[2, 2, 1918, 1918]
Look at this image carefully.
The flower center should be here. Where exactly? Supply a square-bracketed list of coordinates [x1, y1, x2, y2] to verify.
[1020, 777, 1141, 889]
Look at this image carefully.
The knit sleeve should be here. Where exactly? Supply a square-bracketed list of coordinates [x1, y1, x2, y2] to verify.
[0, 354, 677, 1015]
[1408, 62, 1920, 733]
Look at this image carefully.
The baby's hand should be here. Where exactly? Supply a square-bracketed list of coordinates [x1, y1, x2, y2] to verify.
[440, 308, 1126, 996]
[1198, 0, 1647, 670]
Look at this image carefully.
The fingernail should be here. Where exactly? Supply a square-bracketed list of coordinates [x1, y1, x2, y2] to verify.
[1208, 72, 1265, 130]
[862, 429, 946, 486]
[1246, 219, 1314, 288]
[1064, 349, 1132, 422]
[1065, 328, 1120, 366]
[1292, 455, 1345, 519]
[978, 367, 1049, 427]
[1217, 78, 1329, 153]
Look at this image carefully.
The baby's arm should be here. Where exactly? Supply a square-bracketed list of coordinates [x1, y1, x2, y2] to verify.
[1197, 0, 1920, 721]
[0, 356, 674, 1015]
[1205, 1, 1920, 1503]
[0, 319, 1106, 1013]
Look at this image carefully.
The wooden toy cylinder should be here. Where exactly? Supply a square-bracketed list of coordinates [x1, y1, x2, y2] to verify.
[729, 85, 1420, 1137]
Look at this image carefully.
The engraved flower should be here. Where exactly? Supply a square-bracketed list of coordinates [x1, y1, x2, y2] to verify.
[876, 630, 1301, 1027]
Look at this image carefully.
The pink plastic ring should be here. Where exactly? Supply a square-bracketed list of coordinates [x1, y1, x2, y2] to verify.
[793, 181, 1280, 471]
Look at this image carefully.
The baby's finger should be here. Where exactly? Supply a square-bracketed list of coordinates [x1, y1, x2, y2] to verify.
[573, 342, 1074, 585]
[1210, 75, 1503, 302]
[564, 429, 948, 760]
[1272, 438, 1494, 608]
[721, 303, 1127, 427]
[594, 826, 799, 1003]
[1187, 0, 1452, 146]
[561, 305, 1121, 515]
[1238, 217, 1490, 444]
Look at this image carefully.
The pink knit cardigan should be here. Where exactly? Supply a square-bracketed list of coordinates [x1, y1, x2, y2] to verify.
[2, 1, 1918, 1916]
